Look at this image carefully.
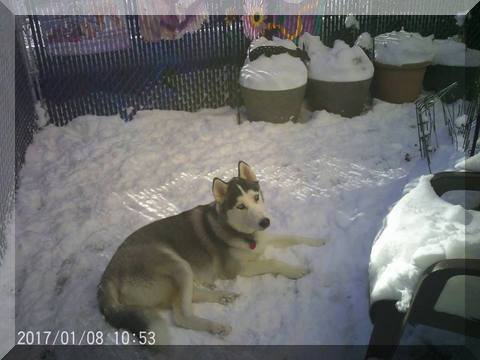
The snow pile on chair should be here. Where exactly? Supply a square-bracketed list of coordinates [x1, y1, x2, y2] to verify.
[369, 174, 480, 312]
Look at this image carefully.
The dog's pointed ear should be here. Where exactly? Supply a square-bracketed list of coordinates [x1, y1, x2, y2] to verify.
[238, 161, 257, 182]
[212, 178, 228, 203]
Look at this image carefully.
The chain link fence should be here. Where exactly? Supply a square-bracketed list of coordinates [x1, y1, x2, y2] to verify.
[11, 12, 480, 189]
[21, 14, 466, 126]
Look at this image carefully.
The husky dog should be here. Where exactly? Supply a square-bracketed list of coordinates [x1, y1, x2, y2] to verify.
[98, 161, 326, 344]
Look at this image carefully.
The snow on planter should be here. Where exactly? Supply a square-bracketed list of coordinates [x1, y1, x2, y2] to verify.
[369, 175, 480, 314]
[300, 33, 373, 82]
[424, 38, 480, 102]
[239, 37, 307, 91]
[373, 30, 434, 103]
[299, 33, 373, 117]
[239, 36, 307, 123]
[374, 30, 435, 66]
[355, 32, 373, 51]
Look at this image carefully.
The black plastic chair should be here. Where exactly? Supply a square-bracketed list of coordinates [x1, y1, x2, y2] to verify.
[366, 171, 480, 359]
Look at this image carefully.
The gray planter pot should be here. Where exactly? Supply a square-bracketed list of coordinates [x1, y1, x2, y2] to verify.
[240, 85, 306, 123]
[307, 77, 372, 118]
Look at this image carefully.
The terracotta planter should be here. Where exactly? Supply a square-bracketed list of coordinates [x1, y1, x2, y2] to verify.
[424, 65, 480, 102]
[240, 85, 306, 123]
[306, 78, 372, 118]
[373, 61, 430, 103]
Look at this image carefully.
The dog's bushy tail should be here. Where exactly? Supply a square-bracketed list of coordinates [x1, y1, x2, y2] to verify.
[97, 280, 169, 345]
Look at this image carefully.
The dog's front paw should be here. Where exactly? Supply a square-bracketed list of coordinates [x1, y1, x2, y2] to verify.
[218, 292, 240, 305]
[209, 322, 232, 337]
[282, 266, 310, 279]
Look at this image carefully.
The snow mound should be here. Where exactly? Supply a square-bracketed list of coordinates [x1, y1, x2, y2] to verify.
[299, 33, 374, 82]
[239, 37, 307, 91]
[375, 29, 435, 66]
[455, 152, 480, 172]
[369, 175, 480, 312]
[355, 32, 373, 50]
[432, 38, 480, 67]
[345, 15, 359, 30]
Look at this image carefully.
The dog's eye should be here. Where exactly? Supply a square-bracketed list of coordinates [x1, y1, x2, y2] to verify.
[236, 204, 246, 210]
[254, 194, 260, 202]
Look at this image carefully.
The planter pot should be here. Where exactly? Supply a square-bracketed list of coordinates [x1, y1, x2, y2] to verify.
[306, 78, 372, 118]
[240, 85, 306, 123]
[373, 61, 430, 103]
[423, 65, 480, 102]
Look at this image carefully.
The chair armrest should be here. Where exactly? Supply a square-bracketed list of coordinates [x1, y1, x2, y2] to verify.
[407, 259, 480, 337]
[430, 171, 480, 196]
[369, 260, 480, 321]
[425, 258, 480, 277]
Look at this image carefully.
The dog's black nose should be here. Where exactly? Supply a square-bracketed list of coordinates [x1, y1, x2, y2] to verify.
[259, 218, 270, 229]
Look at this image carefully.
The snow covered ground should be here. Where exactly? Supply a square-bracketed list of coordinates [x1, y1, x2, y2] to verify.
[13, 100, 477, 356]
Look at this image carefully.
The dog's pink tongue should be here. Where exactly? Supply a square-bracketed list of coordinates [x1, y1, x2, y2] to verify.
[249, 241, 256, 250]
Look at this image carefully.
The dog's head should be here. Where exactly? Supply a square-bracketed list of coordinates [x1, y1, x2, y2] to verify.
[212, 161, 270, 234]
